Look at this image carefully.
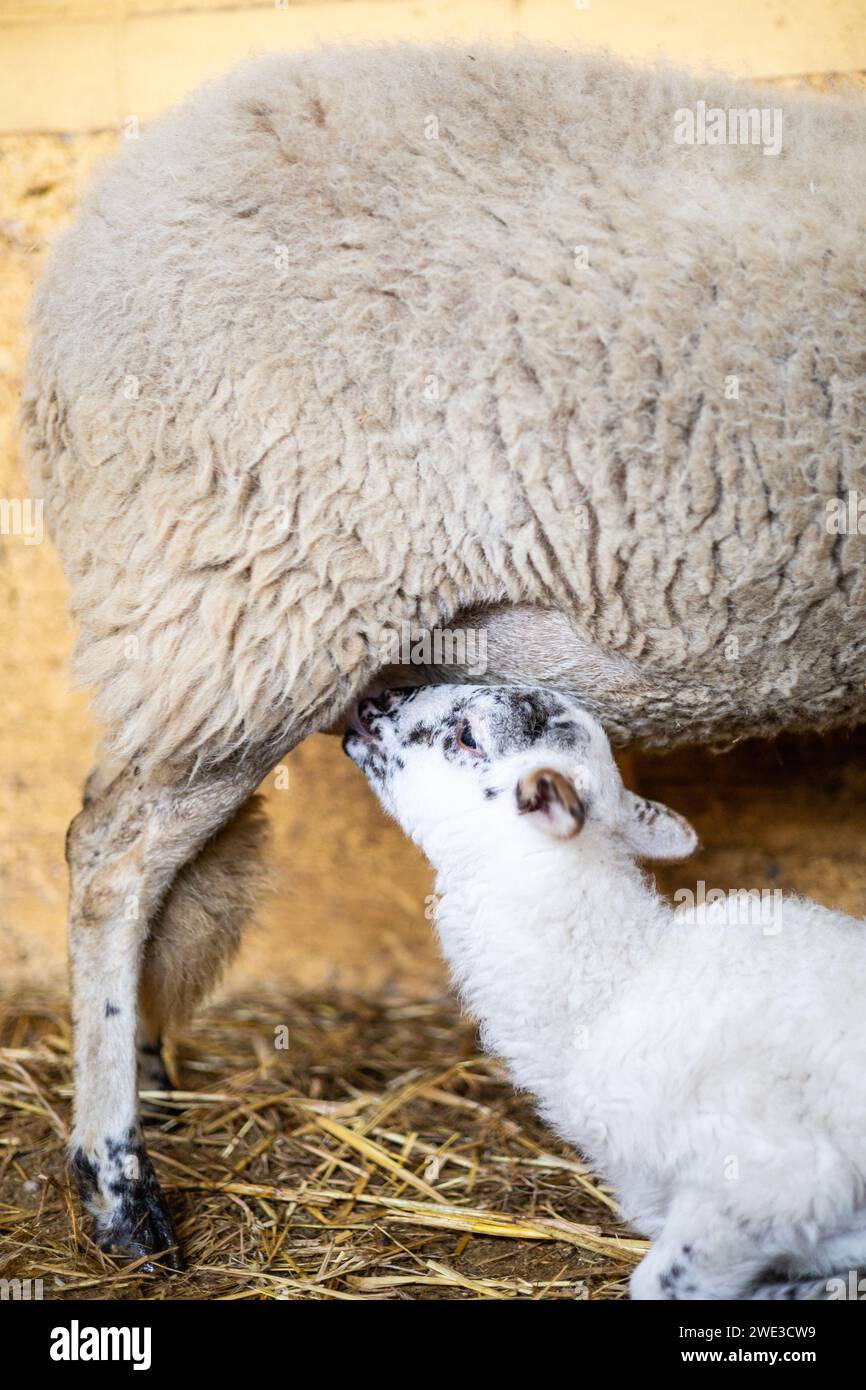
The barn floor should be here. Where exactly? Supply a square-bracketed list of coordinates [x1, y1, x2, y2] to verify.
[2, 70, 866, 1300]
[0, 992, 640, 1300]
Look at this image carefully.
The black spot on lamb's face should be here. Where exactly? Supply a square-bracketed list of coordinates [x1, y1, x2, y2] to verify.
[486, 687, 589, 757]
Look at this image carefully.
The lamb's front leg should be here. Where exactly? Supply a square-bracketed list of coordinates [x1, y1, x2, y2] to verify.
[630, 1202, 768, 1301]
[66, 759, 264, 1269]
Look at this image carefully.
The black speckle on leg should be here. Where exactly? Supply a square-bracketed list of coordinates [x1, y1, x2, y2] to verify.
[68, 1147, 99, 1203]
[104, 1001, 120, 1018]
[658, 1253, 694, 1300]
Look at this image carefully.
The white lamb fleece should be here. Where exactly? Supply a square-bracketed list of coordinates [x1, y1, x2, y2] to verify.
[344, 684, 866, 1300]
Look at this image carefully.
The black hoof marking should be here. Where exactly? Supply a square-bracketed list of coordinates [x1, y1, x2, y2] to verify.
[70, 1134, 184, 1273]
[96, 1192, 185, 1274]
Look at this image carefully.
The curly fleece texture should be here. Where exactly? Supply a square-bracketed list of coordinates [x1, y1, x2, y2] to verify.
[21, 44, 866, 772]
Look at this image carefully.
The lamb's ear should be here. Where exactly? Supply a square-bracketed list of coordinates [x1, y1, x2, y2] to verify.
[515, 768, 585, 840]
[620, 792, 699, 862]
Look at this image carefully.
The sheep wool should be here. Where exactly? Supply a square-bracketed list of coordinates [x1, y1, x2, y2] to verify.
[21, 43, 866, 774]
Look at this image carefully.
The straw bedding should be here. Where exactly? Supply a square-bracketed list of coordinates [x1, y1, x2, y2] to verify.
[0, 991, 642, 1300]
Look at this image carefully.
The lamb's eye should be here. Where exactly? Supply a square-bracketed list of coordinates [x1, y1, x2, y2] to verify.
[457, 722, 480, 752]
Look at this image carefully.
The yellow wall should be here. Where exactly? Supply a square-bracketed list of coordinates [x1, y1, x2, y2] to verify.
[2, 0, 866, 133]
[1, 2, 865, 1000]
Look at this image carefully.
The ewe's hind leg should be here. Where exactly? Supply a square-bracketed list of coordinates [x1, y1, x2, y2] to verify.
[137, 796, 271, 1115]
[66, 760, 269, 1268]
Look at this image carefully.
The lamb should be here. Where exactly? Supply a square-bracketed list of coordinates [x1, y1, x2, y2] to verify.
[345, 683, 866, 1300]
[19, 42, 866, 1265]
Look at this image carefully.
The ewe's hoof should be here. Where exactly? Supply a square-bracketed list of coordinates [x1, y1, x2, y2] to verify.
[70, 1137, 185, 1273]
[96, 1191, 185, 1273]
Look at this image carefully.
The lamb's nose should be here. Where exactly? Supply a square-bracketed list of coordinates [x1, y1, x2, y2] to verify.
[357, 697, 382, 731]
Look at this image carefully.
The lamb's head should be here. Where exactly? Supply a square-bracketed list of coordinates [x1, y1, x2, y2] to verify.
[343, 684, 698, 864]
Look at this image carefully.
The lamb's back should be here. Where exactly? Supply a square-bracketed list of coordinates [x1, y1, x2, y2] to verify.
[591, 899, 866, 1215]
